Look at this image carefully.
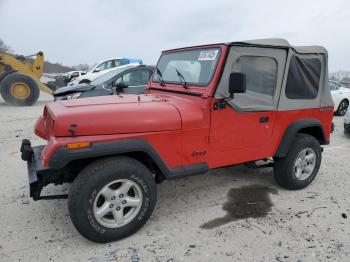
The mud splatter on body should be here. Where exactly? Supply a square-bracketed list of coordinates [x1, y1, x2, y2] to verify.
[201, 185, 278, 229]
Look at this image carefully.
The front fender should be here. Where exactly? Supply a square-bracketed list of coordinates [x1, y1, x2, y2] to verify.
[49, 139, 208, 179]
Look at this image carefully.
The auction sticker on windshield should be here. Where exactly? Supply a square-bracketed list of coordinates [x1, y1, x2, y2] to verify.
[198, 50, 219, 61]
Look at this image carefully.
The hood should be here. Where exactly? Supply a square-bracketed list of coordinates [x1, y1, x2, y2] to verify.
[53, 83, 94, 96]
[43, 94, 182, 137]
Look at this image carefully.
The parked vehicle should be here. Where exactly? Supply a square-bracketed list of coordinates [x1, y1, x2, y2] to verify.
[344, 107, 350, 136]
[68, 58, 143, 86]
[0, 51, 52, 106]
[21, 39, 333, 243]
[63, 71, 86, 84]
[330, 80, 350, 116]
[54, 65, 154, 100]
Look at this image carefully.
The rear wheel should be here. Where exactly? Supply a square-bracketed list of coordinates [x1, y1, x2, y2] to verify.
[0, 73, 40, 106]
[335, 99, 349, 116]
[273, 134, 322, 190]
[68, 156, 157, 243]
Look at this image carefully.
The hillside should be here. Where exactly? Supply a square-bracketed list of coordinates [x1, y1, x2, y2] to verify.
[42, 61, 74, 73]
[1, 39, 74, 73]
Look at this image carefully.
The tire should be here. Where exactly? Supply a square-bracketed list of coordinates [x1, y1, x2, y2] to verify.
[0, 73, 40, 106]
[273, 134, 322, 190]
[68, 156, 157, 243]
[335, 99, 349, 116]
[79, 79, 91, 84]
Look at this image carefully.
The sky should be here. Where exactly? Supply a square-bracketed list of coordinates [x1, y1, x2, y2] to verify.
[0, 0, 349, 72]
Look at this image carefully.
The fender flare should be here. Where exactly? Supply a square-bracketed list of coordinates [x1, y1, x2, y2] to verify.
[0, 64, 15, 82]
[49, 139, 208, 179]
[275, 119, 328, 158]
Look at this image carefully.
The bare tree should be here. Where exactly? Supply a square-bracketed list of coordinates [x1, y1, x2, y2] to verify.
[72, 63, 90, 71]
[0, 38, 12, 53]
[341, 76, 350, 82]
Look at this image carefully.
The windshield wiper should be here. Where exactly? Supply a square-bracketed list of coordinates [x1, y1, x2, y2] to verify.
[155, 67, 165, 86]
[175, 69, 188, 89]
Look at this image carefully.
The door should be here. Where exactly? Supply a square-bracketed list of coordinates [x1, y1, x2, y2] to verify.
[209, 46, 287, 167]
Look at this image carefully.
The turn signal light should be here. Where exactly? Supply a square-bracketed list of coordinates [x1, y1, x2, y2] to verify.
[66, 142, 91, 150]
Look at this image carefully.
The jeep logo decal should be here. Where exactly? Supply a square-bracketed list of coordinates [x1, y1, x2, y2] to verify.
[191, 150, 207, 157]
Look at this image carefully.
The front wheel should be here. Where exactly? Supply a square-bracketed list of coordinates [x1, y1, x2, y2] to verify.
[0, 73, 40, 106]
[335, 99, 349, 116]
[273, 134, 322, 190]
[68, 156, 157, 243]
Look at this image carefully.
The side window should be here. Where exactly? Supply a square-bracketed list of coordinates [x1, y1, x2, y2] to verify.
[228, 56, 278, 110]
[97, 60, 114, 71]
[96, 62, 106, 71]
[233, 56, 277, 97]
[285, 56, 321, 99]
[114, 59, 128, 67]
[118, 70, 151, 86]
[329, 82, 340, 91]
[115, 72, 130, 84]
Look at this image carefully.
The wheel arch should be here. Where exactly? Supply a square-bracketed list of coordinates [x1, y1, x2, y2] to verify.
[49, 139, 208, 181]
[275, 119, 328, 158]
[79, 79, 91, 84]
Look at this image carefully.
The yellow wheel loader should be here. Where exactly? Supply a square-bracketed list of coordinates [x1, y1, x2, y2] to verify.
[0, 51, 52, 106]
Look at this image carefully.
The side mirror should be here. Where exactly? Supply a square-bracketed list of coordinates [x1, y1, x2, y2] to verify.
[229, 72, 246, 98]
[114, 82, 128, 95]
[93, 68, 101, 73]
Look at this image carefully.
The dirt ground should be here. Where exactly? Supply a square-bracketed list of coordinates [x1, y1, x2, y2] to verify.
[0, 93, 349, 262]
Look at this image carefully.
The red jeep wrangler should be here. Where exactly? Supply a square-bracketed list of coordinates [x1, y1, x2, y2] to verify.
[21, 39, 333, 243]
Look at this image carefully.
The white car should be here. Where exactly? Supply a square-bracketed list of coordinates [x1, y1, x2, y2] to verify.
[68, 57, 142, 86]
[64, 71, 86, 83]
[330, 80, 350, 116]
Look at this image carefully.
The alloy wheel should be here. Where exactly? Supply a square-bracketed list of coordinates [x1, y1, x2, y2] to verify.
[294, 148, 317, 180]
[93, 179, 143, 228]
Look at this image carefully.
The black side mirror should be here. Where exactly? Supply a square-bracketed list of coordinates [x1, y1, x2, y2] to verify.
[229, 72, 246, 98]
[114, 83, 128, 95]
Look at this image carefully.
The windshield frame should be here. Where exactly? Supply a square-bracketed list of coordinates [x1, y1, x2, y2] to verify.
[152, 47, 222, 87]
[88, 62, 98, 72]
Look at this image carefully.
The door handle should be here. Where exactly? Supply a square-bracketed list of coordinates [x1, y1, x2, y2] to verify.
[259, 116, 269, 123]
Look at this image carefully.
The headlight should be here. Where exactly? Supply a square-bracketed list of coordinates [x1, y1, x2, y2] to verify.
[67, 92, 82, 99]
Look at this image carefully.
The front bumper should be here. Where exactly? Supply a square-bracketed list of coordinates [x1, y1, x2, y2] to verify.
[20, 139, 68, 200]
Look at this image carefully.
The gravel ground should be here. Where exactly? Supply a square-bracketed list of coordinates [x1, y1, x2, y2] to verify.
[0, 93, 349, 262]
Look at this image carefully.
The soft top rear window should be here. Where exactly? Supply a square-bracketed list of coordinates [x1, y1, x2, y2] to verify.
[285, 56, 321, 99]
[153, 48, 221, 86]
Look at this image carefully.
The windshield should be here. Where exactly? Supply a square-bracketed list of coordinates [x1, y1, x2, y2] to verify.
[153, 48, 221, 86]
[329, 81, 341, 91]
[91, 67, 130, 88]
[88, 62, 98, 72]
